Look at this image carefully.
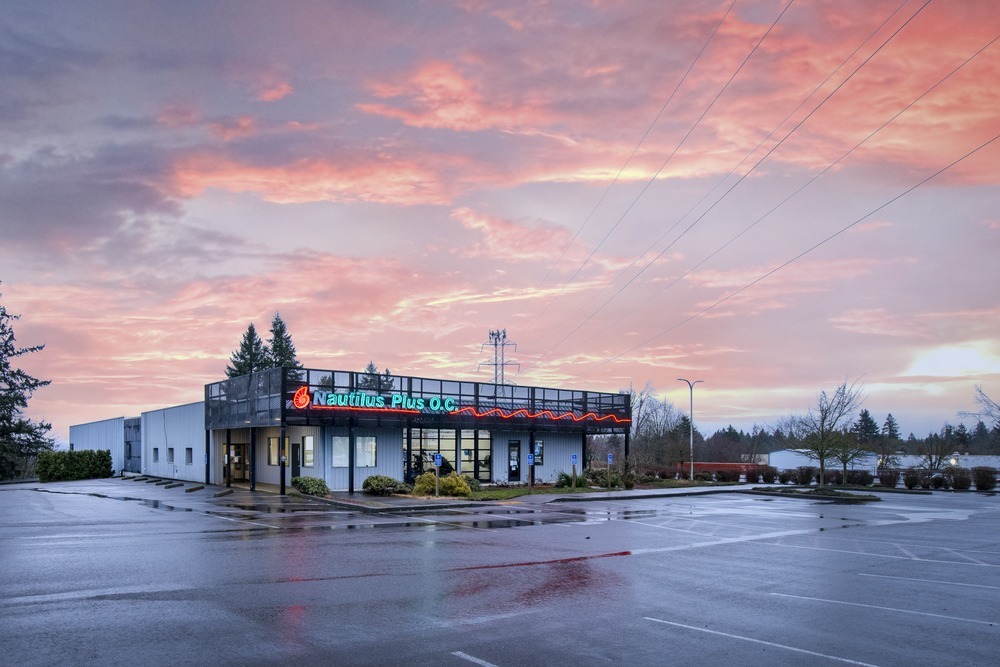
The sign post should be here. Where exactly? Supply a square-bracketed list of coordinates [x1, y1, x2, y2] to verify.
[607, 452, 613, 490]
[571, 453, 578, 490]
[527, 453, 534, 492]
[433, 453, 442, 497]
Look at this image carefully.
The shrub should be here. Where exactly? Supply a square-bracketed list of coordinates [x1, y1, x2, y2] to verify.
[744, 468, 760, 484]
[919, 471, 933, 489]
[291, 476, 330, 496]
[879, 469, 900, 488]
[825, 470, 842, 485]
[930, 474, 947, 490]
[948, 467, 972, 491]
[903, 468, 921, 490]
[361, 475, 411, 496]
[466, 477, 483, 493]
[797, 466, 816, 486]
[37, 450, 114, 482]
[413, 471, 472, 497]
[555, 471, 588, 488]
[693, 471, 713, 482]
[971, 467, 997, 491]
[845, 470, 873, 487]
[760, 466, 778, 484]
[778, 469, 798, 485]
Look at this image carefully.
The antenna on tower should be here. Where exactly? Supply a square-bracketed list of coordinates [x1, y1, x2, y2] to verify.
[479, 329, 519, 395]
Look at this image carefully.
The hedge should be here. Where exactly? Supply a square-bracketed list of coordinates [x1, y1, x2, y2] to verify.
[37, 449, 114, 482]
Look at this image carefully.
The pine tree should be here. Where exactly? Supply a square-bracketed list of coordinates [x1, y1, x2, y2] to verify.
[226, 322, 269, 378]
[265, 312, 301, 369]
[881, 413, 901, 441]
[1, 285, 54, 479]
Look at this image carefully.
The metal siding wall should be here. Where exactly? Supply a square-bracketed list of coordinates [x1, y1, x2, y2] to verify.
[323, 428, 403, 491]
[530, 432, 579, 483]
[68, 417, 126, 472]
[141, 403, 205, 483]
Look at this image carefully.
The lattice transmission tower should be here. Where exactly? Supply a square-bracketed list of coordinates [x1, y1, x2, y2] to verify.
[479, 328, 519, 386]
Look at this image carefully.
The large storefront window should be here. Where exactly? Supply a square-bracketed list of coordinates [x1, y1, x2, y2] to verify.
[332, 435, 377, 467]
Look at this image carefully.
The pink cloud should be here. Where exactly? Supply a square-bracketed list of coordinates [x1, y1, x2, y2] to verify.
[172, 152, 453, 205]
[208, 116, 257, 141]
[451, 207, 579, 261]
[256, 80, 294, 102]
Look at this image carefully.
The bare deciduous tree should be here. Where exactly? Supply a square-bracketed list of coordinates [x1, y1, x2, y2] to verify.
[793, 379, 865, 486]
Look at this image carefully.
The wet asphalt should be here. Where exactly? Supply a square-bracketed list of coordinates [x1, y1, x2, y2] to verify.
[1, 478, 997, 666]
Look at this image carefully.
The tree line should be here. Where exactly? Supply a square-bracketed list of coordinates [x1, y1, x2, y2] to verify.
[617, 379, 1000, 483]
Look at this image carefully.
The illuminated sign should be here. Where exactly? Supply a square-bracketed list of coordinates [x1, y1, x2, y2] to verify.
[289, 386, 629, 424]
[292, 387, 456, 413]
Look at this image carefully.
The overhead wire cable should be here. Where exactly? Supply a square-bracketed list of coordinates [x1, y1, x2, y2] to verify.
[534, 0, 932, 359]
[525, 0, 738, 333]
[573, 29, 1000, 351]
[580, 130, 1000, 375]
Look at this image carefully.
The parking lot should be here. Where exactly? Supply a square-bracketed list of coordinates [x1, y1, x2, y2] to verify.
[1, 478, 997, 666]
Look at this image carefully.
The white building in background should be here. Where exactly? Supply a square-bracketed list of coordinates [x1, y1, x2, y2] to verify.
[768, 449, 1000, 471]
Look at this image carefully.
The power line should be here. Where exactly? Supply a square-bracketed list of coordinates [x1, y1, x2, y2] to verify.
[564, 7, 992, 357]
[581, 130, 1000, 375]
[526, 0, 738, 333]
[536, 0, 931, 358]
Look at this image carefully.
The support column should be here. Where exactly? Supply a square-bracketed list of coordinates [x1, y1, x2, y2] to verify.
[348, 423, 356, 494]
[624, 430, 630, 463]
[204, 429, 211, 485]
[225, 428, 232, 488]
[279, 425, 286, 496]
[249, 429, 256, 491]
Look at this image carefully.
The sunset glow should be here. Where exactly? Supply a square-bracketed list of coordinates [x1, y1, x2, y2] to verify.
[2, 0, 998, 443]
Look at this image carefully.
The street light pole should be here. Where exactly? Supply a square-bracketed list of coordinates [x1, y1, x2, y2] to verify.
[677, 378, 703, 481]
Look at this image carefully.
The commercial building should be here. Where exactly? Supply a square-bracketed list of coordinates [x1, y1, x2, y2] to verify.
[70, 367, 631, 492]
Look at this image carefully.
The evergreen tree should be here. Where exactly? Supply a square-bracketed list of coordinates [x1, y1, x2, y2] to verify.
[882, 413, 901, 441]
[265, 312, 301, 369]
[358, 360, 387, 391]
[226, 322, 268, 378]
[1, 285, 54, 479]
[850, 409, 880, 445]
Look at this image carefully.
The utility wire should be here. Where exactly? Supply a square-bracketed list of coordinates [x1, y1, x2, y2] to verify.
[581, 130, 1000, 375]
[574, 30, 1000, 351]
[537, 0, 931, 358]
[526, 0, 738, 333]
[527, 0, 793, 332]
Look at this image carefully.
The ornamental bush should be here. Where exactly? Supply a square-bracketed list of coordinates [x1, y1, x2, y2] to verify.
[555, 471, 587, 488]
[879, 469, 900, 488]
[760, 466, 778, 484]
[744, 468, 760, 483]
[903, 468, 921, 489]
[778, 469, 797, 484]
[797, 467, 816, 486]
[362, 475, 411, 496]
[291, 476, 330, 496]
[37, 449, 113, 482]
[948, 467, 972, 491]
[413, 471, 472, 497]
[971, 467, 997, 491]
[845, 470, 873, 487]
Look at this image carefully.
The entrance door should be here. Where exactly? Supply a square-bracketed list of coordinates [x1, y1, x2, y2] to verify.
[507, 441, 520, 482]
[230, 444, 249, 482]
[292, 442, 301, 479]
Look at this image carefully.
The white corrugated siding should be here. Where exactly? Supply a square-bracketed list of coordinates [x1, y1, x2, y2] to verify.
[141, 402, 205, 483]
[68, 417, 126, 472]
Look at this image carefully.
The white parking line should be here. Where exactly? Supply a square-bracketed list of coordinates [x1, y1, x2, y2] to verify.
[451, 650, 499, 666]
[771, 592, 997, 626]
[859, 572, 1000, 590]
[644, 617, 881, 666]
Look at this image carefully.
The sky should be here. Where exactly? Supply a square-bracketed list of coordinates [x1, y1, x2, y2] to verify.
[2, 0, 998, 446]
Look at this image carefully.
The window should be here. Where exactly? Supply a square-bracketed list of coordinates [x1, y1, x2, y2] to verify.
[268, 437, 289, 466]
[167, 448, 174, 464]
[303, 436, 314, 467]
[533, 441, 544, 465]
[331, 435, 377, 467]
[153, 447, 159, 463]
[268, 437, 279, 466]
[185, 448, 193, 465]
[332, 436, 348, 467]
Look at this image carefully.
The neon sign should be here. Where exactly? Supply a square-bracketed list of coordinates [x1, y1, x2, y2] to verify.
[292, 387, 456, 413]
[289, 386, 629, 424]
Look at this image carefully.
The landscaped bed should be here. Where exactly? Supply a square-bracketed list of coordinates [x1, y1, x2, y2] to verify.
[746, 486, 882, 502]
